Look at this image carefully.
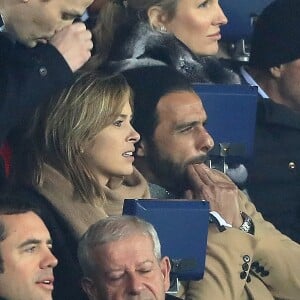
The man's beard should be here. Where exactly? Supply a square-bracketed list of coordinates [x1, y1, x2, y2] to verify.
[146, 142, 208, 196]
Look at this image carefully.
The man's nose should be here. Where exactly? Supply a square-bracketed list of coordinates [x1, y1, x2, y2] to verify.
[198, 131, 214, 153]
[40, 248, 58, 269]
[127, 273, 145, 295]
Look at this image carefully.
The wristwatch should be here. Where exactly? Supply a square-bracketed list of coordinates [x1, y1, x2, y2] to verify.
[239, 212, 255, 235]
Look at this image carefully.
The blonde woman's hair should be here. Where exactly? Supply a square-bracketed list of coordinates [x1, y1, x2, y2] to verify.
[12, 72, 132, 205]
[91, 0, 178, 66]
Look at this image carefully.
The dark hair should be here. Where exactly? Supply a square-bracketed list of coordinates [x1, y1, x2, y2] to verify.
[122, 66, 193, 141]
[0, 193, 41, 272]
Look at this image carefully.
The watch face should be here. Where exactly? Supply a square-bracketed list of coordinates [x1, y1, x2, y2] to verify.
[240, 212, 254, 234]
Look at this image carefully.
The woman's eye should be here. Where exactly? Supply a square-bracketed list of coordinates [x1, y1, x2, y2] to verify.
[198, 0, 209, 8]
[113, 120, 123, 127]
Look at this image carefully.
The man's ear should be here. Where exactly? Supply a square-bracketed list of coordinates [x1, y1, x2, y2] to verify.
[269, 65, 284, 79]
[136, 139, 147, 157]
[147, 5, 169, 29]
[81, 277, 96, 300]
[160, 256, 172, 292]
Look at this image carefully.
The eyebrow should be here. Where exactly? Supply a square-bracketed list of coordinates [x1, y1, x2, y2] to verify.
[18, 238, 53, 249]
[106, 260, 154, 273]
[118, 114, 133, 119]
[174, 120, 202, 131]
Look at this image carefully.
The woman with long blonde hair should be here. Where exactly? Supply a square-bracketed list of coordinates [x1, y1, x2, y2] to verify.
[90, 0, 240, 84]
[9, 71, 149, 300]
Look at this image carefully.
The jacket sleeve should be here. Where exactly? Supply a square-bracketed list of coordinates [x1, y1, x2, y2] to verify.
[177, 191, 300, 299]
[239, 191, 300, 299]
[0, 35, 73, 143]
[177, 224, 258, 300]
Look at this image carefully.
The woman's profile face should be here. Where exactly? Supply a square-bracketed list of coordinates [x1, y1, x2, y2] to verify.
[163, 0, 227, 55]
[84, 97, 140, 186]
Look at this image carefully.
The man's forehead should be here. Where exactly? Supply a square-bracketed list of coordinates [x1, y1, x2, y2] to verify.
[1, 212, 49, 238]
[157, 92, 204, 113]
[157, 92, 206, 123]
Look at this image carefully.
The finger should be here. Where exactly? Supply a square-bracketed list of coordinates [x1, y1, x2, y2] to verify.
[70, 22, 87, 32]
[200, 165, 236, 187]
[190, 164, 216, 186]
[86, 40, 93, 50]
[187, 164, 208, 188]
[184, 189, 194, 199]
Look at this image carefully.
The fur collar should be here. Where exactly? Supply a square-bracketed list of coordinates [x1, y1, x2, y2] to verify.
[105, 22, 241, 84]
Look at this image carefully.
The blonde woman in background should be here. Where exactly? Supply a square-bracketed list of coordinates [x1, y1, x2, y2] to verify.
[90, 0, 240, 84]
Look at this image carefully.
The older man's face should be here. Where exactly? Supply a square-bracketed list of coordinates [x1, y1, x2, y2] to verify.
[82, 234, 171, 300]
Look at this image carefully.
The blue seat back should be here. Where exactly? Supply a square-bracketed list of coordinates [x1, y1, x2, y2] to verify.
[221, 0, 273, 42]
[123, 199, 210, 281]
[193, 83, 258, 159]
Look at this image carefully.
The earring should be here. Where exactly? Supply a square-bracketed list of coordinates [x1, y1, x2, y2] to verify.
[159, 25, 167, 33]
[79, 148, 84, 154]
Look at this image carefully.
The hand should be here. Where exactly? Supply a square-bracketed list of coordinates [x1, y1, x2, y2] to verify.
[49, 22, 93, 72]
[185, 164, 243, 228]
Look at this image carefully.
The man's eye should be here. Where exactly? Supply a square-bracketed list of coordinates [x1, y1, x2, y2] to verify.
[108, 274, 124, 281]
[180, 126, 194, 133]
[62, 13, 75, 21]
[139, 269, 152, 273]
[113, 120, 123, 127]
[25, 246, 37, 253]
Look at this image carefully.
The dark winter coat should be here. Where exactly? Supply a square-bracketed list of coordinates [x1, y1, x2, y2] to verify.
[101, 21, 241, 84]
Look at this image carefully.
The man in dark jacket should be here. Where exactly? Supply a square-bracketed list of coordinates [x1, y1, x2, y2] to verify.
[240, 0, 300, 242]
[0, 0, 93, 144]
[78, 215, 181, 300]
[0, 0, 93, 185]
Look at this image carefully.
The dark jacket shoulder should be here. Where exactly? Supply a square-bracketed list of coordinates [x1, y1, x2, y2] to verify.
[0, 33, 73, 144]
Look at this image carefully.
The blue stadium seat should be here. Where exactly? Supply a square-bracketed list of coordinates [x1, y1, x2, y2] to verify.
[193, 83, 258, 160]
[123, 199, 210, 282]
[221, 0, 274, 42]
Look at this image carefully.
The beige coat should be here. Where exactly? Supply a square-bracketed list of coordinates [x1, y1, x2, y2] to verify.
[36, 164, 150, 238]
[177, 190, 300, 300]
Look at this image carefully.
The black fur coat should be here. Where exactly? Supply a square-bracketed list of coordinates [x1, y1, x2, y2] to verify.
[103, 21, 241, 84]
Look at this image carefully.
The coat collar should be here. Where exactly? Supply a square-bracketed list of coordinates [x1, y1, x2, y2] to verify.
[257, 98, 300, 129]
[104, 21, 241, 84]
[36, 164, 150, 238]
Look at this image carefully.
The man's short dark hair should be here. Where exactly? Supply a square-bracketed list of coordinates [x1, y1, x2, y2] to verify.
[123, 66, 193, 142]
[0, 193, 41, 272]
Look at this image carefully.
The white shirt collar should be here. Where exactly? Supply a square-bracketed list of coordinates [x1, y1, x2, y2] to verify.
[240, 66, 269, 99]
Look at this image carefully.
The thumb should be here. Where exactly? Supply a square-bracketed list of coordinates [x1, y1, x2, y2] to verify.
[184, 189, 194, 199]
